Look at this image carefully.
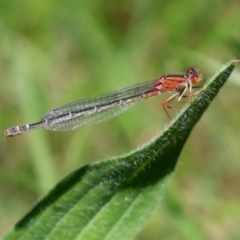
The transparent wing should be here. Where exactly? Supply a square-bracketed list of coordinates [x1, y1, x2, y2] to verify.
[42, 79, 158, 131]
[45, 103, 135, 131]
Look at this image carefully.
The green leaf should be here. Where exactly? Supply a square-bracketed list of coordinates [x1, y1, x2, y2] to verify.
[3, 60, 237, 240]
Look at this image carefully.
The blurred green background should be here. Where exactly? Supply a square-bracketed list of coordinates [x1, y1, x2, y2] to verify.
[1, 0, 240, 239]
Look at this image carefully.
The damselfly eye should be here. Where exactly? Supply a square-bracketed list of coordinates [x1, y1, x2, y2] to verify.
[187, 67, 202, 83]
[187, 67, 195, 77]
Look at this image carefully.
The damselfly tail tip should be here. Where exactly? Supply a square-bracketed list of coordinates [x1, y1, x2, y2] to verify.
[5, 129, 13, 137]
[4, 127, 20, 137]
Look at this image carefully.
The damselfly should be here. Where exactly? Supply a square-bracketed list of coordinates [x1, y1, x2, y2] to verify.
[5, 67, 202, 137]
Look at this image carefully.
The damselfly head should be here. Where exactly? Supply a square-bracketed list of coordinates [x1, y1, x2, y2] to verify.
[187, 67, 203, 84]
